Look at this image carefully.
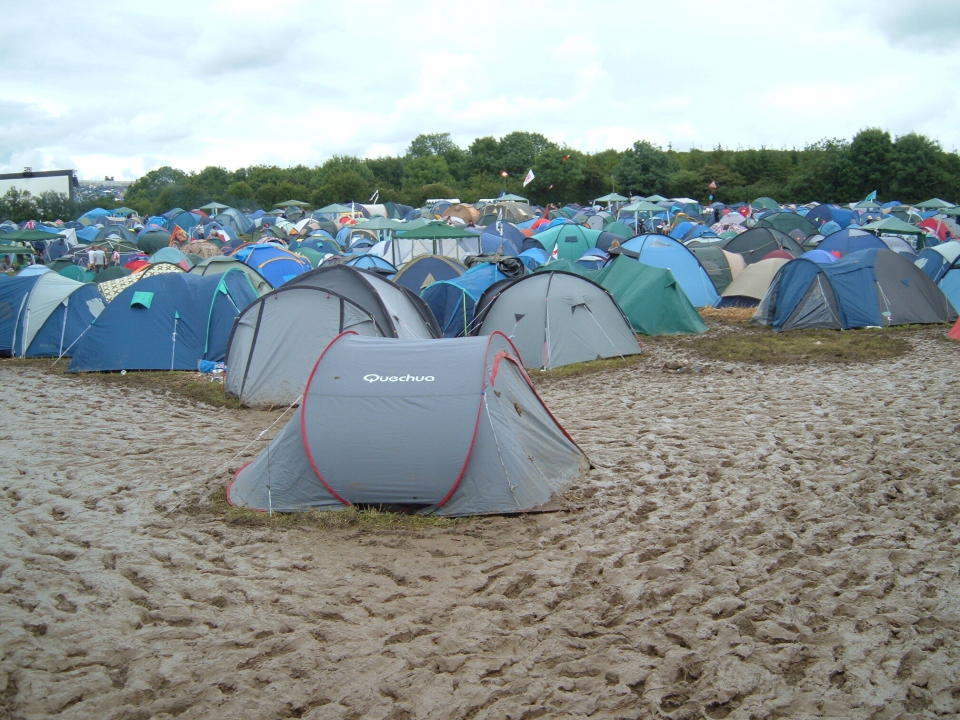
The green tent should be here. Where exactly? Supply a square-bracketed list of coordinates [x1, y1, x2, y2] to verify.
[111, 206, 137, 217]
[756, 212, 818, 240]
[594, 192, 628, 204]
[275, 199, 310, 208]
[316, 203, 355, 214]
[603, 220, 635, 240]
[359, 216, 403, 231]
[296, 247, 325, 267]
[915, 198, 955, 210]
[751, 196, 779, 211]
[860, 216, 926, 236]
[395, 221, 477, 240]
[198, 201, 230, 212]
[494, 193, 528, 203]
[539, 257, 706, 335]
[1, 229, 63, 242]
[532, 224, 604, 260]
[58, 265, 96, 283]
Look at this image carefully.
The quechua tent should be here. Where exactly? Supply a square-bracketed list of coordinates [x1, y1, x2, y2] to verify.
[227, 333, 590, 516]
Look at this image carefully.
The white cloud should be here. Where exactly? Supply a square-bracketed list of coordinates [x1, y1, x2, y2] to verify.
[2, 0, 959, 179]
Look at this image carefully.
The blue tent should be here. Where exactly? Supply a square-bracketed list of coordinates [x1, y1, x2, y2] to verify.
[344, 254, 397, 275]
[805, 204, 855, 229]
[68, 270, 258, 371]
[756, 249, 955, 331]
[619, 234, 720, 307]
[817, 228, 886, 256]
[420, 263, 506, 337]
[915, 240, 960, 311]
[799, 249, 838, 263]
[232, 243, 311, 286]
[0, 273, 105, 357]
[391, 255, 465, 294]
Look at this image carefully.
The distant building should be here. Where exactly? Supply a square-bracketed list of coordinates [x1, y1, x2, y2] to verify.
[0, 168, 79, 201]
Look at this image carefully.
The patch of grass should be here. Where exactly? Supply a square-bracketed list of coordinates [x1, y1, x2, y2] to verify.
[1, 357, 242, 408]
[691, 327, 912, 364]
[699, 306, 756, 326]
[192, 486, 464, 530]
[532, 353, 648, 382]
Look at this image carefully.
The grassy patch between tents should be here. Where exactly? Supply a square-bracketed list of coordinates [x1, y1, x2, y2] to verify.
[193, 486, 464, 530]
[690, 327, 912, 364]
[1, 357, 242, 408]
[532, 353, 648, 382]
[699, 306, 756, 326]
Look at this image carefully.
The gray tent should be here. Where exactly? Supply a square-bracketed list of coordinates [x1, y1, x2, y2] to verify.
[227, 333, 590, 516]
[471, 271, 641, 369]
[225, 266, 440, 407]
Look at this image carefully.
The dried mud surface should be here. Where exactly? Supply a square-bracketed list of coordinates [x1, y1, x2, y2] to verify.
[2, 330, 959, 719]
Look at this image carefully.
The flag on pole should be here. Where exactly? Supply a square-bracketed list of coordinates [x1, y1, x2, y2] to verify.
[522, 168, 535, 187]
[863, 190, 877, 203]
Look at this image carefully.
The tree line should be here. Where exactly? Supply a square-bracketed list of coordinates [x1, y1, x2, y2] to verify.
[2, 128, 958, 223]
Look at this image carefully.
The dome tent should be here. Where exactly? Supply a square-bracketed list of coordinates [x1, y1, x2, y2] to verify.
[227, 333, 590, 516]
[0, 273, 105, 357]
[68, 270, 259, 372]
[755, 249, 956, 331]
[471, 271, 640, 369]
[225, 266, 440, 408]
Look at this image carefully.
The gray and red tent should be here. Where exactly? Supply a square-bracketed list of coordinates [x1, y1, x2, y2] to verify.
[227, 333, 590, 516]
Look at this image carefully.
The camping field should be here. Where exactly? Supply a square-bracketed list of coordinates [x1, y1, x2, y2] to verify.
[1, 316, 959, 719]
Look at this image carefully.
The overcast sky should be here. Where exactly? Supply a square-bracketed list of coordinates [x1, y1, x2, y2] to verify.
[3, 0, 959, 181]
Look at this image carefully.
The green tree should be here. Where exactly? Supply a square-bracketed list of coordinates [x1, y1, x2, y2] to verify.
[407, 132, 458, 158]
[366, 156, 405, 190]
[35, 191, 76, 221]
[468, 136, 503, 177]
[0, 188, 37, 222]
[225, 181, 255, 209]
[848, 128, 893, 198]
[526, 148, 585, 205]
[189, 165, 233, 200]
[889, 133, 946, 203]
[498, 131, 555, 177]
[614, 141, 675, 197]
[402, 155, 454, 193]
[581, 149, 622, 202]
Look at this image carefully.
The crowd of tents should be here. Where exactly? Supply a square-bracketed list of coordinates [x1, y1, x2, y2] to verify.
[1, 191, 958, 514]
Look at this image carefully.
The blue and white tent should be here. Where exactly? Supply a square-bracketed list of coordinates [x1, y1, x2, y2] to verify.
[68, 270, 258, 372]
[0, 273, 105, 357]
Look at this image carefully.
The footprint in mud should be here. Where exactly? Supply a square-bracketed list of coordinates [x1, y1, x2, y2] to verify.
[120, 568, 152, 592]
[54, 594, 78, 613]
